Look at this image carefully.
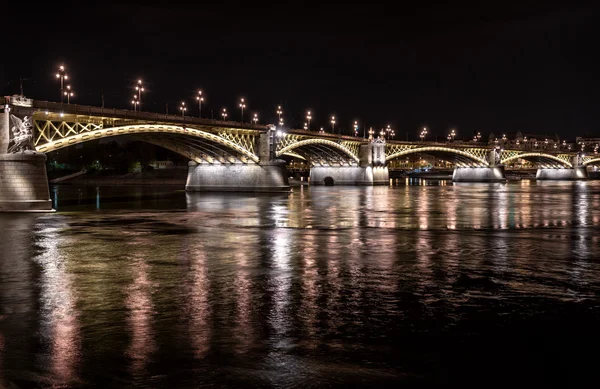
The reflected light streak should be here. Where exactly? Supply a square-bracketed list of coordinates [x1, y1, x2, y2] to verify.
[270, 228, 293, 347]
[187, 241, 211, 359]
[35, 225, 81, 387]
[125, 244, 156, 379]
[233, 250, 253, 355]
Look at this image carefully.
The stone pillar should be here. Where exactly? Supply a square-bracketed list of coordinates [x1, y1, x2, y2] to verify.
[536, 153, 588, 180]
[0, 106, 54, 212]
[452, 148, 506, 182]
[185, 160, 290, 192]
[0, 153, 54, 212]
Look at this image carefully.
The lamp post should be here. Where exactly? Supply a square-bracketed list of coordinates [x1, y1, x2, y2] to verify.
[354, 121, 359, 137]
[276, 105, 283, 122]
[221, 108, 228, 120]
[135, 80, 144, 110]
[55, 65, 69, 103]
[279, 117, 284, 130]
[197, 90, 204, 118]
[304, 122, 308, 130]
[319, 127, 324, 134]
[420, 127, 427, 142]
[386, 124, 392, 139]
[131, 95, 139, 111]
[64, 85, 74, 104]
[450, 128, 456, 141]
[239, 98, 246, 122]
[331, 116, 336, 134]
[180, 101, 187, 117]
[368, 127, 374, 140]
[252, 113, 258, 124]
[306, 110, 312, 130]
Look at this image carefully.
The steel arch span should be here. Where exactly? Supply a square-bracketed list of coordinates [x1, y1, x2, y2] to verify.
[583, 158, 600, 166]
[277, 138, 360, 166]
[500, 152, 572, 168]
[34, 124, 260, 163]
[386, 146, 490, 166]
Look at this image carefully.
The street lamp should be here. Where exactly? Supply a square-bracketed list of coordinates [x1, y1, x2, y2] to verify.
[63, 85, 74, 104]
[180, 101, 187, 117]
[135, 80, 144, 110]
[450, 128, 456, 141]
[55, 65, 69, 103]
[306, 110, 312, 130]
[276, 105, 283, 121]
[319, 127, 324, 134]
[196, 90, 204, 118]
[279, 117, 284, 130]
[304, 122, 308, 130]
[420, 127, 427, 141]
[252, 113, 258, 124]
[131, 95, 139, 111]
[386, 124, 392, 139]
[331, 116, 336, 134]
[222, 108, 228, 120]
[239, 98, 246, 122]
[354, 121, 359, 137]
[368, 127, 374, 140]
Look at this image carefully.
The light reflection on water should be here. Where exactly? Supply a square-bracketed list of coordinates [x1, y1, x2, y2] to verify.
[1, 180, 600, 387]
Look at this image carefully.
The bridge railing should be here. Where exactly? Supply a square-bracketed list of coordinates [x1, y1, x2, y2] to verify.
[31, 100, 268, 131]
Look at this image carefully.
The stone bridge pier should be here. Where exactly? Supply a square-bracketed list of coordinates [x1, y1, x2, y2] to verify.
[0, 101, 54, 212]
[536, 154, 588, 180]
[309, 139, 389, 185]
[452, 149, 506, 182]
[185, 127, 290, 192]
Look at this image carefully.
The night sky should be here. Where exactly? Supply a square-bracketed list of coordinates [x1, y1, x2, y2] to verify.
[3, 2, 599, 141]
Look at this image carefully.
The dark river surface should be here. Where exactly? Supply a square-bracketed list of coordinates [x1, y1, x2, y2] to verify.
[1, 179, 600, 388]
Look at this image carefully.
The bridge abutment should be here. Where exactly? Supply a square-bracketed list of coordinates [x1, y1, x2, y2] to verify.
[0, 107, 54, 212]
[185, 161, 290, 192]
[0, 153, 54, 212]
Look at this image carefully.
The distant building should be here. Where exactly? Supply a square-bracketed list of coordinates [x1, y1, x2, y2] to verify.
[575, 137, 600, 154]
[487, 131, 574, 151]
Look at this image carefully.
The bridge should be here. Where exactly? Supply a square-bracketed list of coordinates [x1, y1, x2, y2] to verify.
[0, 95, 593, 212]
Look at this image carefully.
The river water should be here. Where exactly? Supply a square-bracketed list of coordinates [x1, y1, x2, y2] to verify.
[1, 180, 599, 388]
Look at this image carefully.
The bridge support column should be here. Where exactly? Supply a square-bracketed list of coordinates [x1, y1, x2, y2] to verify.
[185, 161, 290, 192]
[309, 141, 389, 185]
[0, 109, 54, 212]
[536, 167, 588, 180]
[452, 150, 506, 182]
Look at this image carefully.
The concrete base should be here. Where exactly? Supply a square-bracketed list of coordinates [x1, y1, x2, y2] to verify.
[185, 161, 290, 192]
[452, 166, 506, 182]
[536, 167, 588, 180]
[310, 166, 389, 185]
[0, 152, 54, 212]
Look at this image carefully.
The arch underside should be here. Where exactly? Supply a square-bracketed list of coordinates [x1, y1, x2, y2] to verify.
[278, 139, 359, 166]
[501, 153, 571, 168]
[34, 125, 259, 163]
[387, 147, 489, 167]
[583, 158, 600, 166]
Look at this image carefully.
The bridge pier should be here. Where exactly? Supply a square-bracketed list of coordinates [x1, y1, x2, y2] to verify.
[309, 139, 389, 185]
[452, 149, 506, 182]
[0, 106, 54, 212]
[536, 167, 588, 180]
[185, 161, 290, 192]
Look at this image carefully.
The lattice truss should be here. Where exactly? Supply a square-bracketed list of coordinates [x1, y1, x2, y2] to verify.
[386, 144, 491, 166]
[34, 119, 103, 146]
[583, 155, 600, 166]
[500, 150, 573, 167]
[276, 135, 361, 166]
[33, 119, 261, 164]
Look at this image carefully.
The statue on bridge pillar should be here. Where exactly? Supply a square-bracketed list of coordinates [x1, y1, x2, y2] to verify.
[7, 113, 35, 153]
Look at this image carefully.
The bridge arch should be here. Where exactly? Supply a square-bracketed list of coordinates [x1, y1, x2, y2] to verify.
[583, 158, 600, 166]
[386, 146, 489, 166]
[501, 152, 572, 168]
[34, 124, 260, 163]
[277, 138, 360, 165]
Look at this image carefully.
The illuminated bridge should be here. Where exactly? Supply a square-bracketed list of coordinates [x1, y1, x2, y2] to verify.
[0, 96, 593, 212]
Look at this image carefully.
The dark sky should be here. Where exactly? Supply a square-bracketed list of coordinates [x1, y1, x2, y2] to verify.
[3, 1, 599, 140]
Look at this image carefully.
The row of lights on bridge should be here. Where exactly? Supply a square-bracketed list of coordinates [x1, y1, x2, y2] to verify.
[53, 64, 477, 141]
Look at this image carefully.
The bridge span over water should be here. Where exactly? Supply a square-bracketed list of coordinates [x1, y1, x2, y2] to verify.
[0, 96, 593, 212]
